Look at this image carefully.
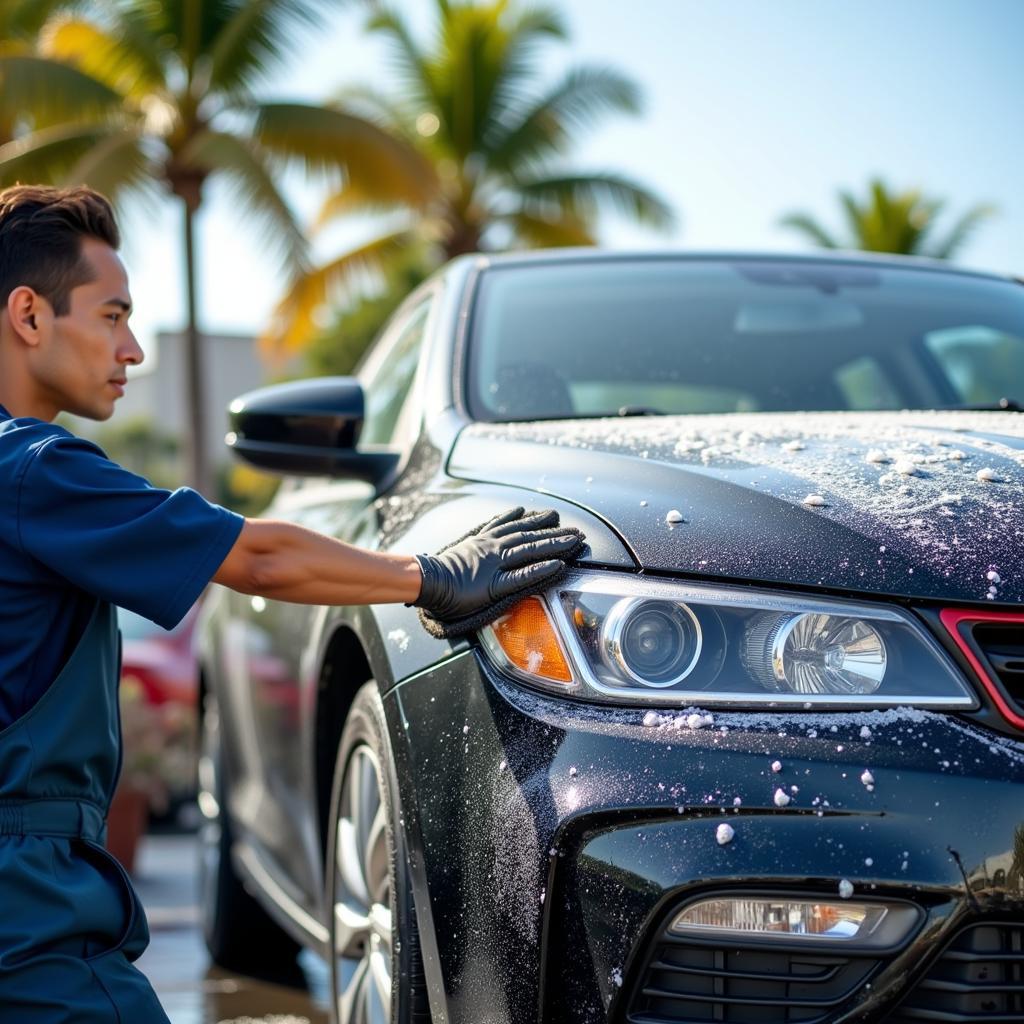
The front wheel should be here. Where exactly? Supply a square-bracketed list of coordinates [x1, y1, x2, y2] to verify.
[325, 681, 429, 1024]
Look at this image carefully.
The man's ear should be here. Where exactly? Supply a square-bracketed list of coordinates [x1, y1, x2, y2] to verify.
[5, 286, 52, 346]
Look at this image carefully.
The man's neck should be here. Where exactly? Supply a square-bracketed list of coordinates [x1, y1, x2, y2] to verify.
[0, 356, 56, 421]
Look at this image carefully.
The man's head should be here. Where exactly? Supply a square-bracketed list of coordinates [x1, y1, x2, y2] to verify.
[0, 184, 143, 421]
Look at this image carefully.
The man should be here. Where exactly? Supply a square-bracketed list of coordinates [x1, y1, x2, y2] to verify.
[0, 184, 582, 1021]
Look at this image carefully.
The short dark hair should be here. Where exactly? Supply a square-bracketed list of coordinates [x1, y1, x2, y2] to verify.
[0, 184, 121, 317]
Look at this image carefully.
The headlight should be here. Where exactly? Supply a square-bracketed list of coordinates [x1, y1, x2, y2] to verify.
[480, 571, 977, 708]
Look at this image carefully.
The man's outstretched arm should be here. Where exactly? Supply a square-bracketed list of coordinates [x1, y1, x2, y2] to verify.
[212, 508, 583, 622]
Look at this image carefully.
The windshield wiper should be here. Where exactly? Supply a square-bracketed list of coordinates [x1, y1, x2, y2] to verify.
[950, 398, 1023, 412]
[616, 405, 666, 417]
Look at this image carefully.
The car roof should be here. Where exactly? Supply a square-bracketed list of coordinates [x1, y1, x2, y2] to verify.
[451, 247, 1015, 284]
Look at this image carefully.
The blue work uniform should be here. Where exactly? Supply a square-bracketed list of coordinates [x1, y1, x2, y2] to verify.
[0, 404, 244, 1020]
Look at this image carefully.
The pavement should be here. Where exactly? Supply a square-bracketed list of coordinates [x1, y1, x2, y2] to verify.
[133, 832, 330, 1024]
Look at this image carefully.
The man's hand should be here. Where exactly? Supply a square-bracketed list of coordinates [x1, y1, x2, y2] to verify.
[414, 507, 583, 623]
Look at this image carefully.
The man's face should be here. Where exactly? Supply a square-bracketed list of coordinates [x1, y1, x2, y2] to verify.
[34, 237, 143, 420]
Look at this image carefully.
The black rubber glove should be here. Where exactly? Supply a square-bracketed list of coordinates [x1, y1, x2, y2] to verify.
[414, 507, 583, 624]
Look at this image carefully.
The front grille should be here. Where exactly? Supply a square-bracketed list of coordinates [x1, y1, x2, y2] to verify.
[625, 931, 879, 1023]
[974, 624, 1024, 711]
[888, 922, 1024, 1022]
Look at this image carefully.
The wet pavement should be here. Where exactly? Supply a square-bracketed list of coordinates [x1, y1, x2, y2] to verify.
[133, 832, 330, 1024]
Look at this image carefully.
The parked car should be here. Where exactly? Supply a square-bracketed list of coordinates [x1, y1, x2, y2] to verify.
[118, 604, 199, 708]
[197, 251, 1024, 1024]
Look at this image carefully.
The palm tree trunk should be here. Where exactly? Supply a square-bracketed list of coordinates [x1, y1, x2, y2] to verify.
[181, 197, 211, 498]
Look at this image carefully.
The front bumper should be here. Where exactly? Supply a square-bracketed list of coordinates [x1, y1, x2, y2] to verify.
[385, 649, 1024, 1024]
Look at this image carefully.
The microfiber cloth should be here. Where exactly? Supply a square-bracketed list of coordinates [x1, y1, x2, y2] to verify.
[417, 525, 587, 640]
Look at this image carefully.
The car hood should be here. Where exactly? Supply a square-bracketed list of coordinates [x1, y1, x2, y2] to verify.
[449, 411, 1024, 604]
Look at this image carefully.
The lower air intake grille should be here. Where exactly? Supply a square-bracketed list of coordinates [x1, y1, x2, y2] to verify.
[974, 624, 1024, 711]
[887, 922, 1024, 1022]
[625, 931, 879, 1023]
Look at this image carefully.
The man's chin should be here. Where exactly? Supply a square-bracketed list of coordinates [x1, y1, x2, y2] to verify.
[70, 402, 115, 422]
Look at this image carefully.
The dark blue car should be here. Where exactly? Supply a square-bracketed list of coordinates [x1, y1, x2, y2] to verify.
[197, 251, 1024, 1024]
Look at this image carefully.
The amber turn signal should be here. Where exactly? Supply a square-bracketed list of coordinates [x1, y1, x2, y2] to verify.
[490, 596, 573, 683]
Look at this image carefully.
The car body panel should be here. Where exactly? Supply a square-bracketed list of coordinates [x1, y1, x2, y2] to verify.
[388, 649, 1024, 1023]
[451, 411, 1024, 605]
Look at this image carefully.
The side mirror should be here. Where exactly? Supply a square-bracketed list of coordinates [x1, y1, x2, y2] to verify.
[225, 377, 400, 486]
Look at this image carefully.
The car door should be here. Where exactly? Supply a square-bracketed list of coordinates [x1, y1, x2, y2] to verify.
[237, 290, 438, 911]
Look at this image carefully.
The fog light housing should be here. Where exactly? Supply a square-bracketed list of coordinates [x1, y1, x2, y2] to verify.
[670, 896, 920, 947]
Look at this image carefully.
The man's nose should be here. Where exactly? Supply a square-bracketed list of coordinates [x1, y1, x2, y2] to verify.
[120, 328, 144, 366]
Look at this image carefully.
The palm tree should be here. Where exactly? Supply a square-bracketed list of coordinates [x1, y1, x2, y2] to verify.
[780, 178, 995, 260]
[264, 0, 675, 359]
[0, 0, 423, 496]
[0, 0, 87, 144]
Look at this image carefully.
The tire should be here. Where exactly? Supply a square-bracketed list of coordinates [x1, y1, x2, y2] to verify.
[197, 686, 302, 982]
[326, 681, 430, 1024]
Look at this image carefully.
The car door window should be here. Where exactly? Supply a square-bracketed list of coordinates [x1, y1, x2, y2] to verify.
[359, 300, 431, 446]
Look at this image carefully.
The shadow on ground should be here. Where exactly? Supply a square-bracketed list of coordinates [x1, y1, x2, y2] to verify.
[134, 832, 329, 1024]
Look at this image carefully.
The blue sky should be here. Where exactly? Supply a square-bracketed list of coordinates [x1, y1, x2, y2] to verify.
[119, 0, 1024, 368]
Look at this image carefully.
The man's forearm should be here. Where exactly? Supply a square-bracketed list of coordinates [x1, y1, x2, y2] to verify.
[218, 519, 423, 606]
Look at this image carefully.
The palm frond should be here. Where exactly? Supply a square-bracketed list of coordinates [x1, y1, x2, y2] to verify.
[476, 4, 568, 146]
[927, 203, 996, 260]
[62, 128, 158, 206]
[0, 122, 131, 187]
[253, 102, 437, 207]
[39, 15, 166, 99]
[516, 171, 675, 231]
[314, 182, 414, 230]
[178, 128, 309, 271]
[366, 7, 441, 113]
[486, 66, 639, 171]
[331, 84, 416, 136]
[838, 188, 866, 246]
[500, 208, 596, 248]
[0, 55, 125, 129]
[261, 228, 415, 360]
[0, 0, 85, 41]
[207, 0, 326, 98]
[778, 211, 840, 249]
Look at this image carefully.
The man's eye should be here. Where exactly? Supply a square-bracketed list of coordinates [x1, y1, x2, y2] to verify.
[107, 314, 121, 324]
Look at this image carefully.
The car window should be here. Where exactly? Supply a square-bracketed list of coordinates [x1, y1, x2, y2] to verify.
[467, 260, 1024, 419]
[833, 356, 904, 410]
[359, 299, 431, 445]
[923, 326, 1024, 404]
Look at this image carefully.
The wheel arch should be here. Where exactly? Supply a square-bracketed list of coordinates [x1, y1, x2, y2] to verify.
[313, 623, 375, 874]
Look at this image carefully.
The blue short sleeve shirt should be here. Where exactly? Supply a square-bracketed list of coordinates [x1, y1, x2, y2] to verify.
[0, 404, 245, 727]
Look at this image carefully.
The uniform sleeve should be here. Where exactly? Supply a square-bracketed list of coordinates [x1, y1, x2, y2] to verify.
[16, 433, 245, 629]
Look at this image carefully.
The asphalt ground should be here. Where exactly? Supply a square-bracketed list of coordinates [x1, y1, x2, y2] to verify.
[133, 832, 330, 1024]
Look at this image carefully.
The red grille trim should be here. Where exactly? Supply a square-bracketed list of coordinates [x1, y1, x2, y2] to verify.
[940, 608, 1024, 730]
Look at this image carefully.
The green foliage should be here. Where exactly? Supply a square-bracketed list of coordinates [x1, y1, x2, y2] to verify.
[780, 178, 995, 259]
[304, 256, 431, 377]
[267, 0, 675, 359]
[90, 415, 182, 490]
[215, 460, 281, 518]
[0, 0, 398, 491]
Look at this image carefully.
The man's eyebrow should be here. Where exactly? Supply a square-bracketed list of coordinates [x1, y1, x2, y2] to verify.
[102, 297, 132, 312]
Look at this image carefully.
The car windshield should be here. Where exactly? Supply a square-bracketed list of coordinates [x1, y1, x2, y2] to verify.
[467, 258, 1024, 420]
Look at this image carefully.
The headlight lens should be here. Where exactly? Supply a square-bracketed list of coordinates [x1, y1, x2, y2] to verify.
[744, 612, 887, 695]
[481, 571, 977, 708]
[603, 598, 702, 687]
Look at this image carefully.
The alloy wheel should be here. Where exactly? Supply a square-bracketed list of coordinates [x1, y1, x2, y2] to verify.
[333, 743, 392, 1024]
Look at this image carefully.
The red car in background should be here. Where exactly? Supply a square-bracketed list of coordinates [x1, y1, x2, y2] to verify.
[117, 603, 200, 708]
